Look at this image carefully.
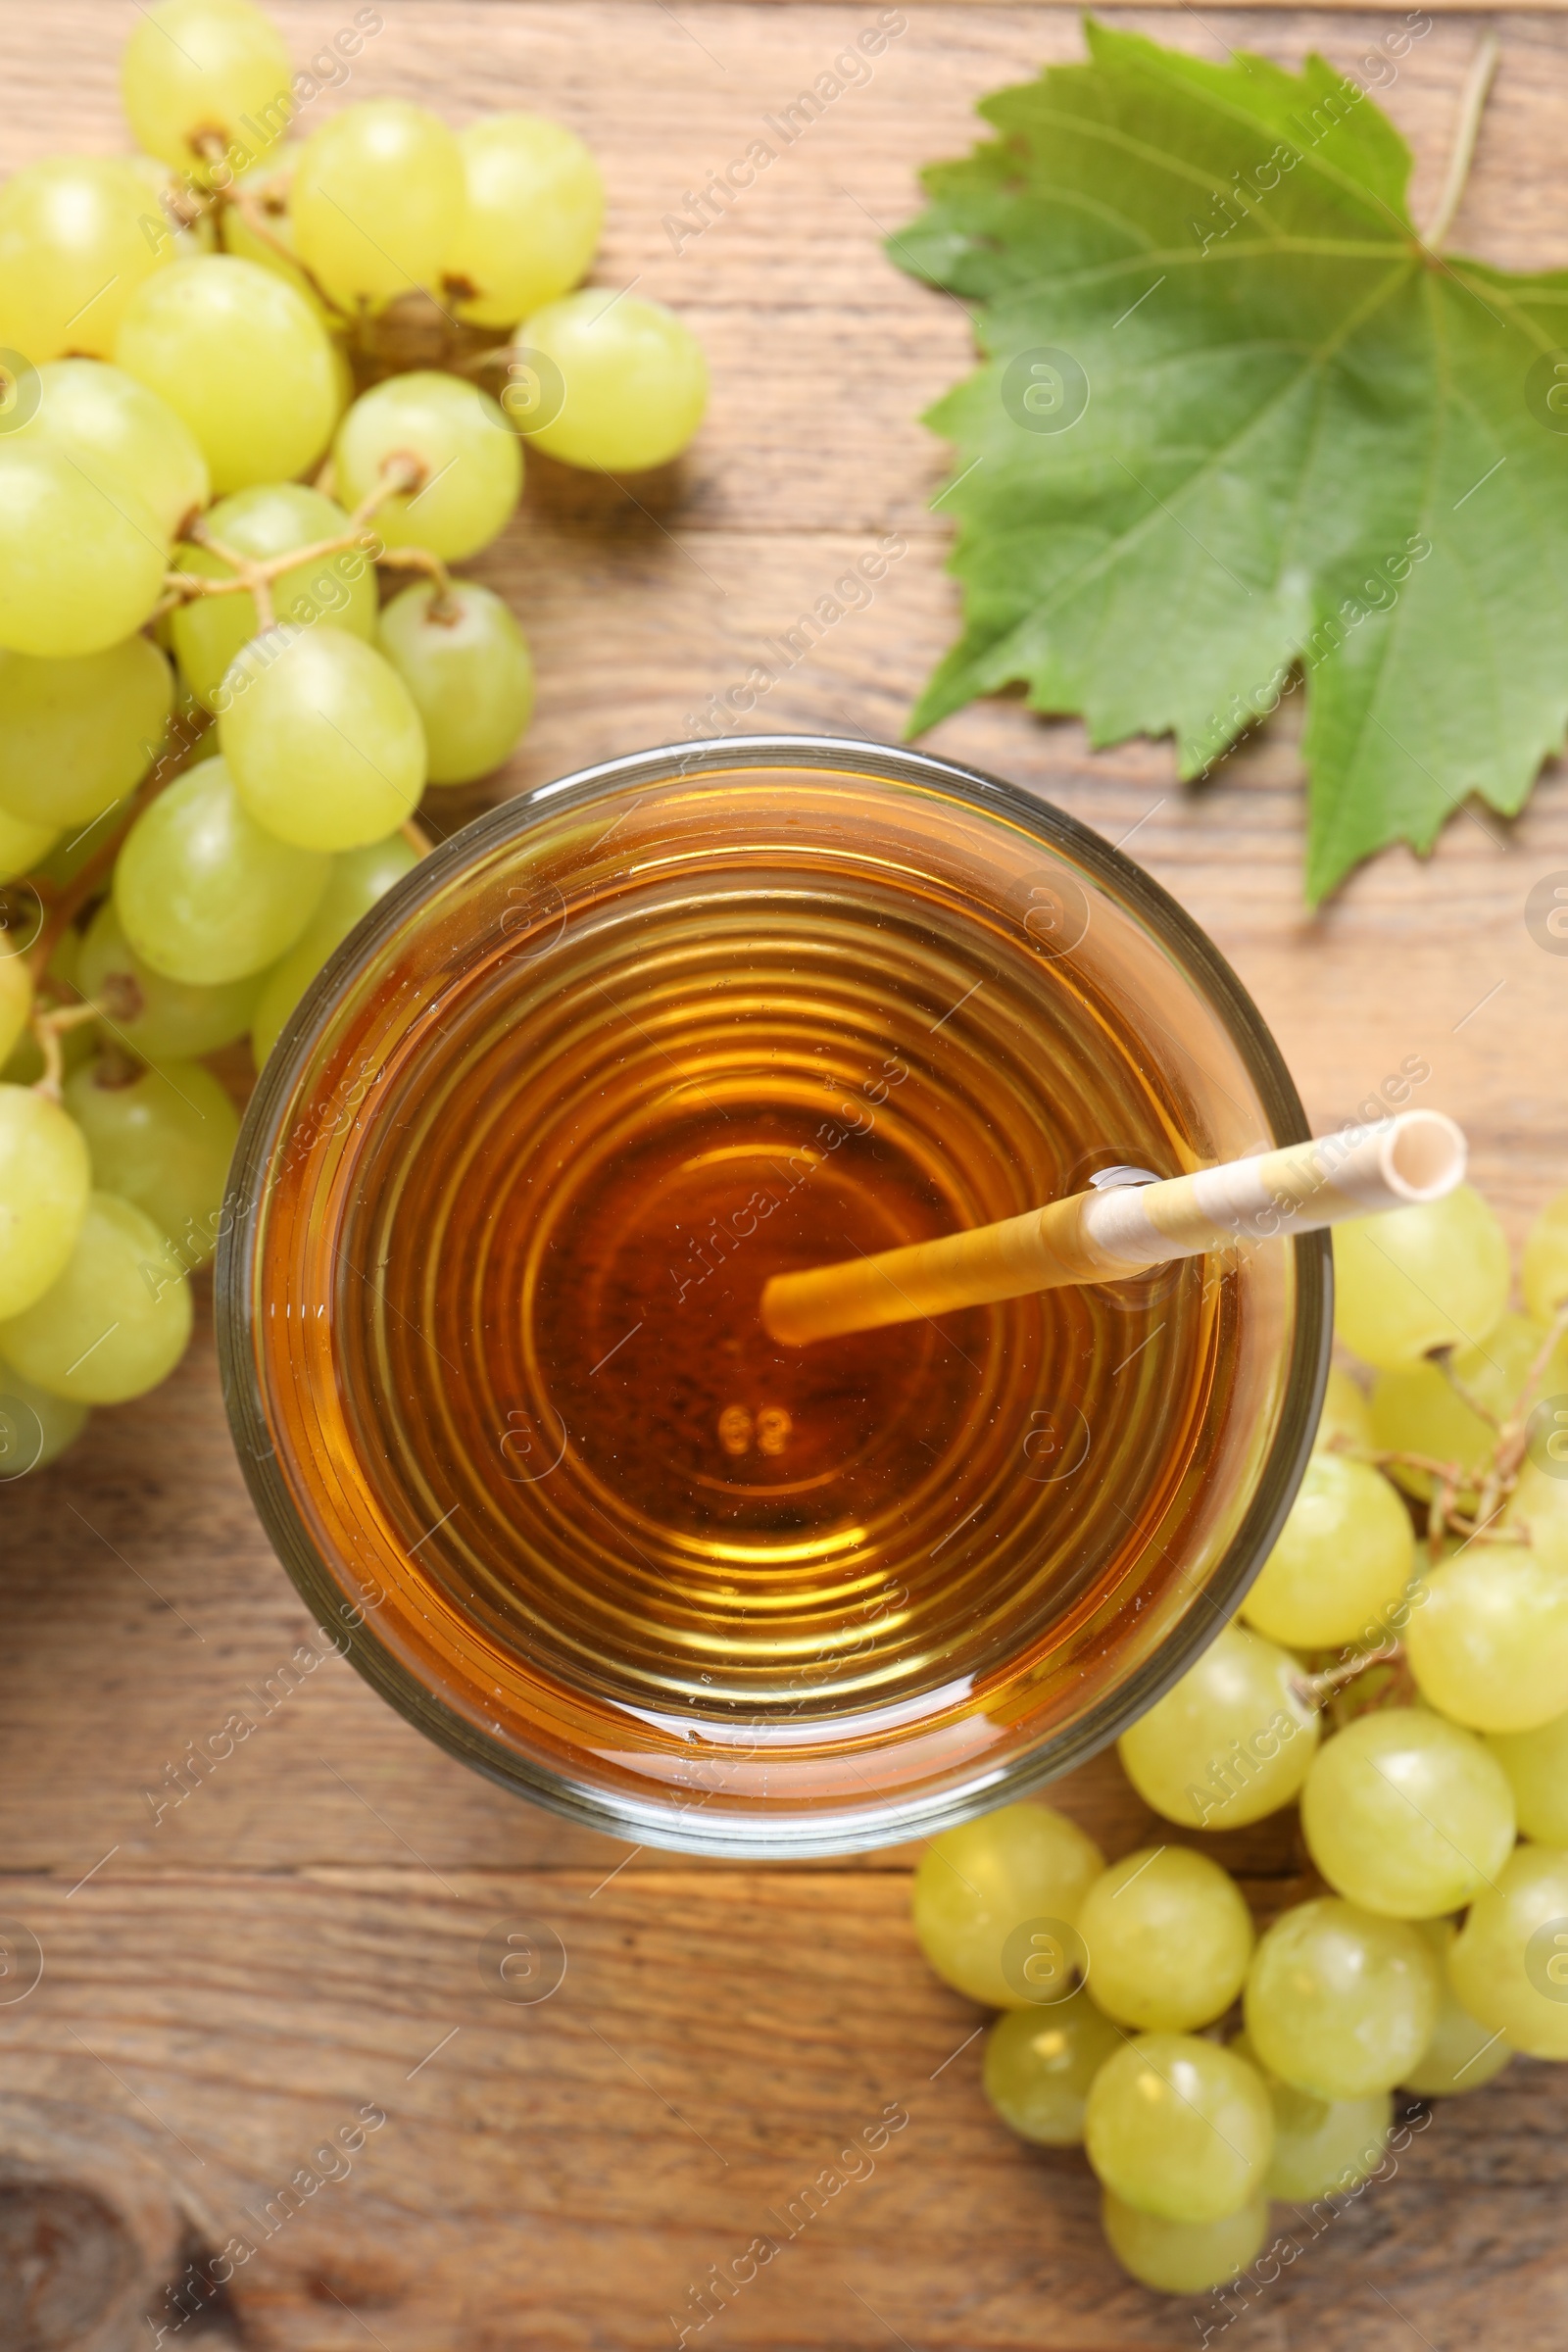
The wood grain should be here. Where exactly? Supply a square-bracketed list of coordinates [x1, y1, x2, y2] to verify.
[5, 1870, 1565, 2352]
[1, 5, 1567, 2345]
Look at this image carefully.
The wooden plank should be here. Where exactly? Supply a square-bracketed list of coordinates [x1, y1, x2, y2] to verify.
[1, 4, 1567, 2345]
[4, 1870, 1563, 2351]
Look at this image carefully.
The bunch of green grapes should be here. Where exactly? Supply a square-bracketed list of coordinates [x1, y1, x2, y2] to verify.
[909, 1175, 1568, 2299]
[123, 0, 708, 474]
[0, 0, 708, 1468]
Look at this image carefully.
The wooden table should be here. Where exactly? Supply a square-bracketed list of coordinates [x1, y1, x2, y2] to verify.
[5, 5, 1567, 2345]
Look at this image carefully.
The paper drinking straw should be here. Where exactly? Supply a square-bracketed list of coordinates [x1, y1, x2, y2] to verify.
[760, 1110, 1466, 1348]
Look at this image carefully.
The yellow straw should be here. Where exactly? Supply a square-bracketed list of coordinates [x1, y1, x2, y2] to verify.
[760, 1111, 1465, 1348]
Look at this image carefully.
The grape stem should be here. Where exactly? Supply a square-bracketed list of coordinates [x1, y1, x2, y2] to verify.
[186, 519, 256, 571]
[1335, 1302, 1568, 1565]
[401, 817, 435, 857]
[226, 181, 358, 329]
[162, 462, 433, 633]
[376, 544, 459, 613]
[185, 516, 281, 631]
[1500, 1296, 1568, 1444]
[1358, 1408, 1560, 1557]
[49, 463, 451, 997]
[27, 1000, 100, 1102]
[1434, 1354, 1500, 1431]
[1359, 1444, 1475, 1486]
[176, 139, 358, 332]
[155, 156, 521, 404]
[1292, 1643, 1402, 1708]
[1479, 1295, 1568, 1534]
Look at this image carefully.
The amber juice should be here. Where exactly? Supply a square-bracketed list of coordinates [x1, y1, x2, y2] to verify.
[222, 751, 1322, 1853]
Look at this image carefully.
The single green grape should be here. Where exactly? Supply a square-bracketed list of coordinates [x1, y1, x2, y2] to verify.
[1401, 1919, 1513, 2095]
[0, 1085, 90, 1321]
[1230, 2031, 1391, 2198]
[441, 114, 604, 327]
[522, 287, 708, 472]
[375, 580, 533, 783]
[220, 626, 425, 852]
[1116, 1622, 1319, 1830]
[981, 1988, 1123, 2147]
[1487, 1705, 1568, 1843]
[333, 372, 521, 560]
[1404, 1540, 1568, 1734]
[172, 483, 378, 713]
[1244, 1897, 1440, 2099]
[1100, 2189, 1269, 2296]
[0, 157, 172, 360]
[0, 807, 57, 883]
[0, 637, 173, 830]
[1084, 2034, 1273, 2224]
[64, 1054, 238, 1269]
[122, 0, 293, 185]
[115, 753, 327, 985]
[0, 447, 169, 660]
[1314, 1364, 1373, 1457]
[250, 833, 418, 1065]
[0, 1363, 88, 1476]
[1332, 1185, 1509, 1371]
[910, 1801, 1103, 2008]
[77, 899, 262, 1061]
[16, 361, 210, 542]
[219, 145, 329, 317]
[0, 959, 31, 1070]
[1076, 1846, 1253, 2033]
[0, 1190, 192, 1404]
[1447, 1844, 1568, 2060]
[1299, 1707, 1515, 1918]
[1523, 1187, 1568, 1323]
[1370, 1313, 1556, 1507]
[1240, 1452, 1413, 1648]
[292, 99, 466, 312]
[116, 256, 338, 494]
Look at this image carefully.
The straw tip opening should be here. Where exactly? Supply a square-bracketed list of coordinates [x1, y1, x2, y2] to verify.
[1382, 1109, 1467, 1203]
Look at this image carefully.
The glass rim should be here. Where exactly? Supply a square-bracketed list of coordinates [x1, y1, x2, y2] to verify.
[217, 732, 1331, 1858]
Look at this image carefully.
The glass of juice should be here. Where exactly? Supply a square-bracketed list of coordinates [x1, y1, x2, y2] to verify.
[217, 736, 1328, 1855]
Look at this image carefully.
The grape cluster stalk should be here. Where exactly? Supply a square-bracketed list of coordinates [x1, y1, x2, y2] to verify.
[0, 0, 710, 1461]
[911, 1176, 1568, 2297]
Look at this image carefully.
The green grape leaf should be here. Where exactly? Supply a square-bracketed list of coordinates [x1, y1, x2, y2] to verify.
[894, 21, 1568, 899]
